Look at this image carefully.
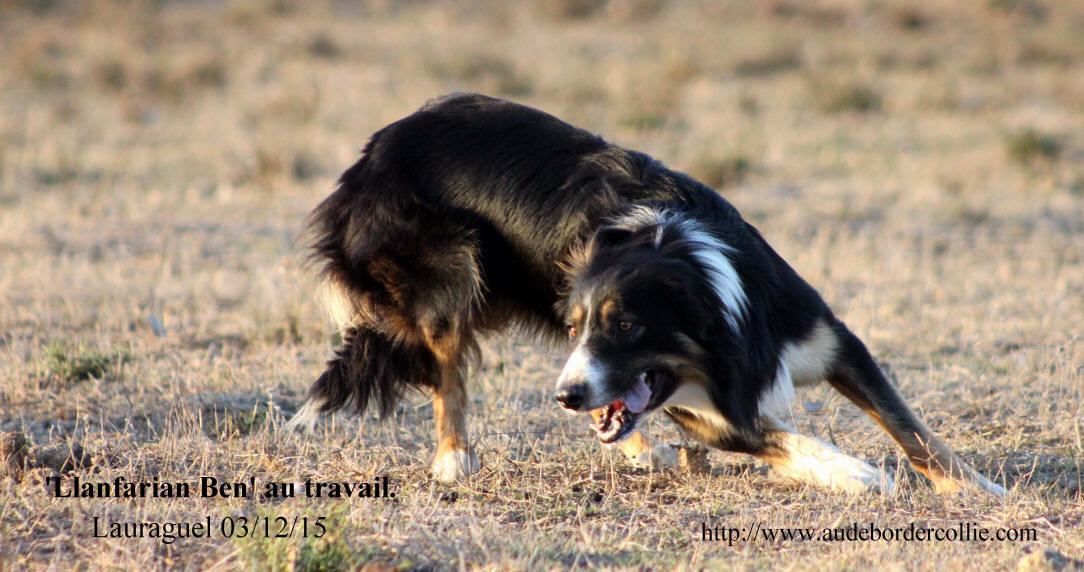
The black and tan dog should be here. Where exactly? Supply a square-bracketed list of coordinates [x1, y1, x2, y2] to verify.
[287, 93, 1003, 494]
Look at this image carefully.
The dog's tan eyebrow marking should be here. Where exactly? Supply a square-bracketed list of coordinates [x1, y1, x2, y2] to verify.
[570, 305, 585, 325]
[599, 297, 619, 325]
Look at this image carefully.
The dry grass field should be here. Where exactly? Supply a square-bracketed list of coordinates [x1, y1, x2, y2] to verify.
[1, 0, 1082, 570]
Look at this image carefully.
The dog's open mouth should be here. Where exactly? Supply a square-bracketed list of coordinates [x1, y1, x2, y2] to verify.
[592, 370, 657, 444]
[593, 400, 638, 443]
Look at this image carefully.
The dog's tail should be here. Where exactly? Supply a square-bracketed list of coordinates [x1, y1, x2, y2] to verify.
[286, 326, 438, 432]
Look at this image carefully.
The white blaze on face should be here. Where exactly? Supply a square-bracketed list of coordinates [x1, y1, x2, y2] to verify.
[556, 343, 607, 400]
[558, 291, 608, 401]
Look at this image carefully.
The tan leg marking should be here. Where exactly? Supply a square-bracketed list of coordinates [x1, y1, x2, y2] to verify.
[427, 333, 480, 482]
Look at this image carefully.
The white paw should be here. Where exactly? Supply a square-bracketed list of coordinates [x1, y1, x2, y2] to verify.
[827, 458, 896, 494]
[431, 448, 480, 482]
[979, 479, 1007, 496]
[966, 472, 1007, 496]
[627, 444, 681, 470]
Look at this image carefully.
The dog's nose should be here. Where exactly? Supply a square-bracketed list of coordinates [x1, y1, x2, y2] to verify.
[555, 384, 587, 410]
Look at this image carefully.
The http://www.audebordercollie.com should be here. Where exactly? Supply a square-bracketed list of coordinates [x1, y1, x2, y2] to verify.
[286, 92, 1004, 495]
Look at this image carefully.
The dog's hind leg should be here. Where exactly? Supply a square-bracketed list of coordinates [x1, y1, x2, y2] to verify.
[826, 321, 1005, 495]
[294, 191, 486, 481]
[426, 332, 481, 482]
[406, 231, 486, 482]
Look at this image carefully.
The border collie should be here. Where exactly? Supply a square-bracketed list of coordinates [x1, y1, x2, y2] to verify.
[287, 92, 1004, 494]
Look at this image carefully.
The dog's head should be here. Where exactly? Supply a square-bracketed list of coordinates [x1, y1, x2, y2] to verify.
[555, 208, 748, 443]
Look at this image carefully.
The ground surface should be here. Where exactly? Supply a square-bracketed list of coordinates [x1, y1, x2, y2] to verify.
[1, 1, 1081, 570]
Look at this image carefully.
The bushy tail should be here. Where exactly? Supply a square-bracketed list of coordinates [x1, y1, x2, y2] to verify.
[286, 326, 437, 431]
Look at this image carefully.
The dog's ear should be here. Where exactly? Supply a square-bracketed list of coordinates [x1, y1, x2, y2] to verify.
[590, 226, 634, 251]
[559, 228, 631, 285]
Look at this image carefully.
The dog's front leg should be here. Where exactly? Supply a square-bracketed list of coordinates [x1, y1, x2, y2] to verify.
[755, 415, 895, 494]
[588, 409, 679, 469]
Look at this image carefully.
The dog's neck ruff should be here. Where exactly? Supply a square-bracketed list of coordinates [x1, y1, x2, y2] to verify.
[612, 206, 749, 334]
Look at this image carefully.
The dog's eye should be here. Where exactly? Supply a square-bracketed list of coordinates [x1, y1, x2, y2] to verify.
[567, 325, 578, 339]
[618, 320, 634, 332]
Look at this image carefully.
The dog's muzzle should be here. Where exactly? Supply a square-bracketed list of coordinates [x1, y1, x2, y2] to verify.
[555, 370, 659, 444]
[555, 384, 588, 410]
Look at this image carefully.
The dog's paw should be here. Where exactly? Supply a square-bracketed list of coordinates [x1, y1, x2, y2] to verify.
[931, 472, 1007, 496]
[627, 444, 681, 470]
[431, 448, 480, 482]
[832, 460, 896, 495]
[973, 476, 1007, 496]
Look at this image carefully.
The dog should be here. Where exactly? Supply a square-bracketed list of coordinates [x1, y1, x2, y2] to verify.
[287, 92, 1004, 494]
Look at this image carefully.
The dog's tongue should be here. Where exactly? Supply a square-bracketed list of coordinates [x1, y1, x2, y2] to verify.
[622, 376, 651, 414]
